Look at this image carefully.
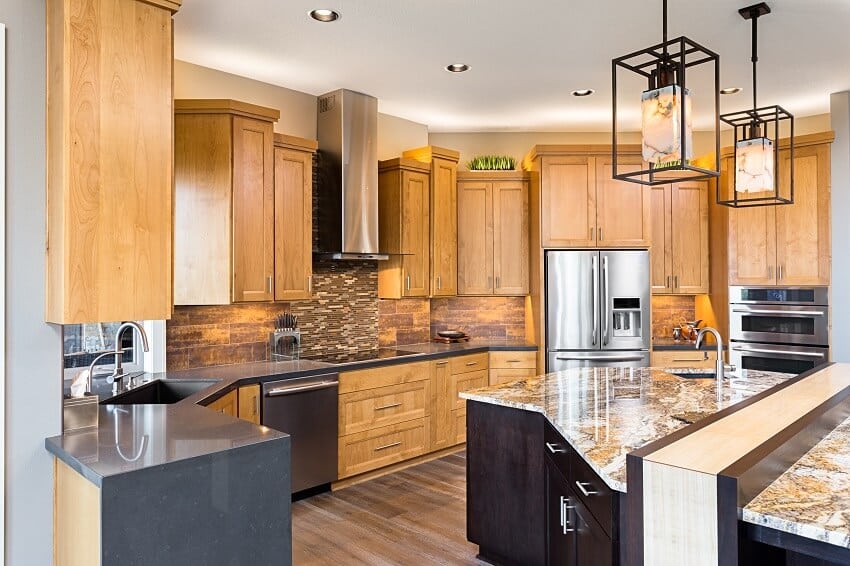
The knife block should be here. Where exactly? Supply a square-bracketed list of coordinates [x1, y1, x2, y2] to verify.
[270, 330, 301, 360]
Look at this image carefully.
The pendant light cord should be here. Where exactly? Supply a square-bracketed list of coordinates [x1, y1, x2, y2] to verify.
[751, 9, 759, 110]
[662, 0, 668, 56]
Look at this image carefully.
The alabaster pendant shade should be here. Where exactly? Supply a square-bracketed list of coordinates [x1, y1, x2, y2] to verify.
[735, 137, 775, 193]
[641, 85, 694, 166]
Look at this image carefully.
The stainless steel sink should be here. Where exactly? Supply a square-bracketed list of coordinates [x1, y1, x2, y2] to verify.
[100, 379, 217, 405]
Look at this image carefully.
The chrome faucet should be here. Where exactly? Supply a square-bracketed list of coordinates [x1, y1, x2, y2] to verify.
[696, 327, 725, 382]
[86, 321, 151, 393]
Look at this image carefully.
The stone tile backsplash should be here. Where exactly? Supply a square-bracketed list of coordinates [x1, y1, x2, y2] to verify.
[651, 295, 697, 339]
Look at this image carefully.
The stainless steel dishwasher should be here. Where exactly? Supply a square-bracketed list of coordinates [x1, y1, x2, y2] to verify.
[262, 373, 339, 494]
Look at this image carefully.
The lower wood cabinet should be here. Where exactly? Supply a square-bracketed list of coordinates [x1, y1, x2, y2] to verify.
[489, 351, 538, 385]
[338, 418, 429, 479]
[339, 380, 430, 436]
[206, 390, 238, 417]
[237, 384, 261, 424]
[651, 349, 718, 368]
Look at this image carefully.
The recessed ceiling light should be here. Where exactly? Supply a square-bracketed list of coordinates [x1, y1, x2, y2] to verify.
[572, 89, 595, 97]
[445, 63, 470, 73]
[720, 87, 743, 95]
[309, 9, 340, 22]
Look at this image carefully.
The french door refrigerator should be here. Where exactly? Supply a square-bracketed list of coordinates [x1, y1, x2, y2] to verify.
[546, 250, 651, 372]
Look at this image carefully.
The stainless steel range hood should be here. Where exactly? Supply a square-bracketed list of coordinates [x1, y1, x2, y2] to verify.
[315, 89, 388, 260]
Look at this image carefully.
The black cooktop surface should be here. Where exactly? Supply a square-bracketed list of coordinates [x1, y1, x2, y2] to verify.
[302, 348, 420, 365]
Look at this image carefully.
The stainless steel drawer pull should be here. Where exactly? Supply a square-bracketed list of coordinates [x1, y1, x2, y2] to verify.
[436, 361, 449, 366]
[374, 441, 401, 452]
[672, 354, 707, 362]
[375, 402, 402, 411]
[731, 346, 826, 358]
[732, 309, 825, 316]
[466, 361, 478, 366]
[561, 496, 576, 534]
[437, 275, 442, 290]
[253, 395, 259, 416]
[506, 359, 522, 363]
[267, 275, 273, 294]
[546, 442, 567, 454]
[406, 275, 411, 291]
[575, 481, 598, 497]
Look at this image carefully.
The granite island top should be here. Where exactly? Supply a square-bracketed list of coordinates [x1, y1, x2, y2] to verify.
[743, 414, 850, 549]
[461, 367, 793, 492]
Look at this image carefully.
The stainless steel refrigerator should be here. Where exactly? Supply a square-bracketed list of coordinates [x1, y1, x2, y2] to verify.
[546, 250, 651, 371]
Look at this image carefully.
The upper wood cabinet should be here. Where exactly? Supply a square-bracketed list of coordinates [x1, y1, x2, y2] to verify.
[273, 135, 317, 301]
[378, 158, 432, 298]
[526, 147, 650, 249]
[650, 182, 709, 294]
[46, 0, 182, 323]
[728, 137, 832, 286]
[174, 100, 281, 305]
[402, 146, 461, 297]
[457, 171, 530, 296]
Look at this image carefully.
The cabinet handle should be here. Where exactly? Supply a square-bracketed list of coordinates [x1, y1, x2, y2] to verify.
[307, 275, 312, 293]
[590, 227, 595, 241]
[374, 441, 401, 452]
[673, 275, 678, 289]
[599, 227, 603, 241]
[779, 265, 783, 281]
[437, 275, 442, 290]
[667, 275, 671, 289]
[466, 361, 478, 367]
[546, 442, 567, 454]
[375, 402, 402, 411]
[436, 361, 448, 366]
[561, 496, 576, 534]
[506, 359, 522, 363]
[495, 276, 501, 289]
[253, 395, 259, 416]
[406, 274, 411, 291]
[267, 276, 273, 294]
[575, 481, 598, 497]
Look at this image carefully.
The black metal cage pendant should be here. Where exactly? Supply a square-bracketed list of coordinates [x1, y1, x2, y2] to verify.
[717, 2, 794, 208]
[612, 0, 721, 186]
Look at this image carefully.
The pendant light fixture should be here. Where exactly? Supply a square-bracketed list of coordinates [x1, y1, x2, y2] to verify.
[717, 3, 794, 207]
[612, 0, 720, 185]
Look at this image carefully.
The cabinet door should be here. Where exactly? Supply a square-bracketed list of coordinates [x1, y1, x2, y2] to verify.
[493, 180, 529, 295]
[431, 359, 455, 450]
[401, 170, 431, 297]
[775, 143, 831, 285]
[431, 157, 458, 296]
[458, 181, 494, 294]
[238, 384, 261, 424]
[671, 181, 709, 294]
[728, 159, 777, 285]
[274, 147, 313, 301]
[650, 185, 673, 294]
[596, 156, 651, 247]
[574, 497, 614, 566]
[207, 390, 238, 417]
[547, 462, 577, 566]
[232, 116, 275, 302]
[541, 156, 596, 247]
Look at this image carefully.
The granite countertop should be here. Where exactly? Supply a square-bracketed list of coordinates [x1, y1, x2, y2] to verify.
[652, 337, 728, 351]
[743, 415, 850, 549]
[46, 403, 286, 487]
[461, 367, 793, 492]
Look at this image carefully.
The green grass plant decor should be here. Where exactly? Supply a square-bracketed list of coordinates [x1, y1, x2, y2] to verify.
[467, 155, 517, 171]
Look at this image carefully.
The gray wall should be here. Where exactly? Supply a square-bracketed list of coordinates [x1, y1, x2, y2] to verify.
[831, 92, 850, 362]
[1, 2, 63, 565]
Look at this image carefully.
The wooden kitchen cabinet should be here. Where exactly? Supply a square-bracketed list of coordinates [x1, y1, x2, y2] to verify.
[237, 384, 261, 424]
[650, 182, 709, 294]
[540, 156, 597, 247]
[273, 135, 317, 301]
[489, 350, 538, 385]
[430, 359, 454, 451]
[174, 100, 280, 305]
[403, 146, 461, 297]
[378, 159, 431, 298]
[46, 0, 181, 323]
[207, 390, 238, 417]
[728, 138, 831, 286]
[457, 171, 530, 296]
[595, 155, 652, 247]
[650, 349, 718, 368]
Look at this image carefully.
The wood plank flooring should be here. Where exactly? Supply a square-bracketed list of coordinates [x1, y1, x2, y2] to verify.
[292, 451, 487, 565]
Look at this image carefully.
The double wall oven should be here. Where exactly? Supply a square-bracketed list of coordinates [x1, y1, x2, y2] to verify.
[729, 286, 830, 375]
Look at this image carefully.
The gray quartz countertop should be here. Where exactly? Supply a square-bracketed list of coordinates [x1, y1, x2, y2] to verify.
[45, 403, 286, 487]
[461, 367, 793, 492]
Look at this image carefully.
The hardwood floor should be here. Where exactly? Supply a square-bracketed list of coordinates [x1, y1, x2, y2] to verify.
[292, 451, 487, 565]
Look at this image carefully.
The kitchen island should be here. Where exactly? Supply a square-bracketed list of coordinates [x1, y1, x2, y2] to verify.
[461, 366, 793, 566]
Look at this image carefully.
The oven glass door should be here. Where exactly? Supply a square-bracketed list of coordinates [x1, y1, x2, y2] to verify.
[729, 343, 829, 375]
[730, 305, 829, 346]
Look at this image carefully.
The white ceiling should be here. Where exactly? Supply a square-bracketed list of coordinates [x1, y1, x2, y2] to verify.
[173, 0, 850, 132]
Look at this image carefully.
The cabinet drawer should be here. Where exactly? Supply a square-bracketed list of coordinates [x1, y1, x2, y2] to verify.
[338, 418, 429, 478]
[450, 369, 488, 410]
[339, 380, 430, 436]
[489, 351, 537, 369]
[489, 367, 538, 386]
[449, 352, 489, 374]
[339, 360, 430, 394]
[544, 421, 572, 476]
[454, 409, 466, 444]
[651, 350, 716, 368]
[569, 448, 616, 539]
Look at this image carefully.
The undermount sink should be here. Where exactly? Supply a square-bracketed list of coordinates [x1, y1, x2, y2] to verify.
[100, 379, 217, 405]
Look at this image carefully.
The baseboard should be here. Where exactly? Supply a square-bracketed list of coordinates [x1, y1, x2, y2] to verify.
[332, 444, 465, 491]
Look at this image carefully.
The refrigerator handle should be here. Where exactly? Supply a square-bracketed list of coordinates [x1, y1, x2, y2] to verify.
[602, 256, 610, 346]
[592, 255, 598, 346]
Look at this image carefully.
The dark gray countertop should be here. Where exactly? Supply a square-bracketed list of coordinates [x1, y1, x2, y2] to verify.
[50, 340, 538, 485]
[653, 337, 728, 351]
[45, 403, 287, 487]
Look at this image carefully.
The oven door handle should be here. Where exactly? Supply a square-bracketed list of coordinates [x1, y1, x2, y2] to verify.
[730, 346, 826, 358]
[731, 309, 826, 317]
[266, 380, 339, 396]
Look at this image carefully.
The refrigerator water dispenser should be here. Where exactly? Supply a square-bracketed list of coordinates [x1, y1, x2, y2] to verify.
[612, 298, 642, 338]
